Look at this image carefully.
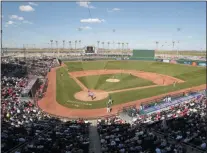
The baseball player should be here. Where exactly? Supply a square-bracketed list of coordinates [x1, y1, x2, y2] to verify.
[88, 90, 95, 100]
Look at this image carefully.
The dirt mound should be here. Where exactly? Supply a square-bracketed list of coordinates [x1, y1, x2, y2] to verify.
[74, 90, 109, 101]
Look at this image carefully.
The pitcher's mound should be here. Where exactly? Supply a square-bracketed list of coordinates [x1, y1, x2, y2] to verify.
[74, 90, 109, 101]
[106, 79, 120, 82]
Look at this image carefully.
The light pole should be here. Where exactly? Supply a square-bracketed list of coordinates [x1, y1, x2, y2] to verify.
[177, 41, 179, 58]
[102, 42, 104, 49]
[69, 41, 71, 50]
[50, 40, 53, 52]
[108, 42, 110, 50]
[155, 41, 159, 51]
[97, 41, 100, 50]
[75, 40, 77, 50]
[63, 40, 65, 50]
[172, 41, 175, 51]
[79, 40, 81, 49]
[56, 41, 58, 57]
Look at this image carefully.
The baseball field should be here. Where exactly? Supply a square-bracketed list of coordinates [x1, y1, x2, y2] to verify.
[53, 60, 206, 110]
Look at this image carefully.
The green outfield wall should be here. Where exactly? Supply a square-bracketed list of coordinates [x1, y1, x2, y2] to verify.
[129, 50, 155, 60]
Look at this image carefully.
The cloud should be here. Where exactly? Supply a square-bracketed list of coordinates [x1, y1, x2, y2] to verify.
[107, 8, 121, 12]
[77, 26, 91, 31]
[10, 15, 24, 20]
[112, 8, 120, 11]
[76, 1, 95, 8]
[19, 5, 35, 12]
[28, 2, 38, 6]
[5, 21, 15, 27]
[187, 36, 192, 39]
[6, 21, 14, 25]
[80, 18, 105, 23]
[23, 20, 33, 24]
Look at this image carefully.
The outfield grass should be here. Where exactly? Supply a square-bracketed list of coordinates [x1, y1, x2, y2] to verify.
[77, 73, 155, 91]
[56, 61, 206, 109]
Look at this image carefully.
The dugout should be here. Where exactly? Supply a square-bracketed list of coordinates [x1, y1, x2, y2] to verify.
[20, 76, 40, 102]
[129, 49, 155, 61]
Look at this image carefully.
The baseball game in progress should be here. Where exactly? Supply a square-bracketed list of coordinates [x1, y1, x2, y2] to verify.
[1, 1, 206, 153]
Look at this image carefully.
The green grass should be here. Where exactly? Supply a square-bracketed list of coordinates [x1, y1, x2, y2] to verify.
[56, 61, 206, 109]
[77, 73, 155, 91]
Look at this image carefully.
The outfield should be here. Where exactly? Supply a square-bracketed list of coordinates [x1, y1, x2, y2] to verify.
[56, 61, 206, 109]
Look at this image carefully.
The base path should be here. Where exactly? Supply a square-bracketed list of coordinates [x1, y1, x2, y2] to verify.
[38, 65, 206, 119]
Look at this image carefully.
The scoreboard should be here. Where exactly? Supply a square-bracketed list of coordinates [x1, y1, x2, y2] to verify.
[85, 46, 95, 54]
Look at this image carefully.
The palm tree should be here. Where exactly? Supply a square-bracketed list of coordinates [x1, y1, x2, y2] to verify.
[102, 42, 104, 49]
[75, 40, 77, 49]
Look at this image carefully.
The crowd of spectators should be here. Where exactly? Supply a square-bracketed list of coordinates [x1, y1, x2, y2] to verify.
[98, 94, 206, 153]
[1, 57, 89, 153]
[97, 117, 186, 153]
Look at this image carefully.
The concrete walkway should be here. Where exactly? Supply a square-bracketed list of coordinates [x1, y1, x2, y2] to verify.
[89, 120, 102, 153]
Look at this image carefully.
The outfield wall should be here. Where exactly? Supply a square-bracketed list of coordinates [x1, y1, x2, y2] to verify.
[129, 50, 155, 60]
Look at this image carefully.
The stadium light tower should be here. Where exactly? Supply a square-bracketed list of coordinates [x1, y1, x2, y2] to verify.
[63, 40, 65, 50]
[69, 41, 71, 50]
[75, 40, 77, 49]
[56, 41, 59, 56]
[79, 40, 81, 49]
[172, 41, 175, 51]
[56, 41, 58, 50]
[50, 40, 53, 51]
[126, 43, 129, 50]
[118, 42, 120, 50]
[177, 41, 179, 57]
[97, 41, 100, 50]
[102, 42, 104, 49]
[155, 41, 159, 51]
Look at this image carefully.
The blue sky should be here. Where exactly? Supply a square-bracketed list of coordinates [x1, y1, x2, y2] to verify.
[2, 2, 206, 50]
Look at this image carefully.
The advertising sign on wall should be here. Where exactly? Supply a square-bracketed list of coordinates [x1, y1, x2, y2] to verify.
[170, 60, 177, 64]
[184, 61, 191, 65]
[163, 59, 170, 63]
[198, 63, 206, 67]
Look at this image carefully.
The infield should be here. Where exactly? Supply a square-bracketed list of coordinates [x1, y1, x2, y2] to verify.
[77, 73, 155, 91]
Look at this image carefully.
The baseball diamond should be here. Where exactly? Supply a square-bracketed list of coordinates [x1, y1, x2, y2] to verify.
[38, 60, 206, 118]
